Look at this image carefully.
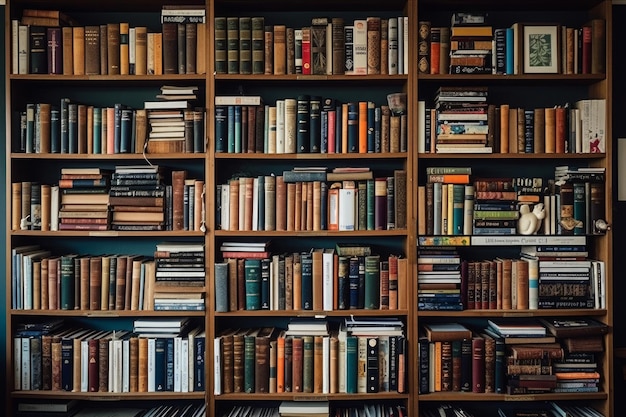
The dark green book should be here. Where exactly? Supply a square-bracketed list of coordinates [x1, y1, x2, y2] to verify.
[302, 335, 314, 393]
[238, 17, 252, 75]
[92, 107, 101, 154]
[244, 259, 262, 310]
[50, 106, 60, 153]
[357, 181, 367, 231]
[364, 254, 380, 309]
[244, 329, 260, 392]
[367, 179, 376, 230]
[251, 17, 265, 75]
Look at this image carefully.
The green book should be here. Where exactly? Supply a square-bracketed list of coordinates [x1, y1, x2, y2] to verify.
[244, 259, 262, 310]
[244, 329, 260, 393]
[302, 335, 314, 393]
[364, 255, 380, 309]
[358, 181, 367, 230]
[452, 184, 465, 235]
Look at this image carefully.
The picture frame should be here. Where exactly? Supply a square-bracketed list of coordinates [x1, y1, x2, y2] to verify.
[523, 25, 560, 74]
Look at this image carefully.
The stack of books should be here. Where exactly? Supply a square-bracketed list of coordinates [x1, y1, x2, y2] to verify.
[144, 85, 204, 154]
[434, 87, 491, 153]
[449, 12, 493, 74]
[58, 167, 111, 231]
[417, 248, 463, 311]
[219, 241, 271, 259]
[153, 241, 206, 311]
[472, 177, 518, 235]
[109, 165, 165, 231]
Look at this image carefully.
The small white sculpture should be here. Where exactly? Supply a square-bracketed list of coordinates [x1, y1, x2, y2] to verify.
[517, 203, 546, 235]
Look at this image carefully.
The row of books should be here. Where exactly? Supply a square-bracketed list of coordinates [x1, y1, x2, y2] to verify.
[15, 399, 206, 417]
[14, 324, 206, 393]
[14, 98, 206, 155]
[215, 16, 410, 76]
[11, 241, 207, 311]
[419, 318, 607, 395]
[214, 96, 408, 154]
[418, 99, 606, 155]
[418, 16, 605, 76]
[420, 402, 605, 417]
[217, 170, 407, 232]
[215, 247, 408, 313]
[12, 168, 205, 232]
[418, 250, 606, 312]
[220, 402, 407, 417]
[11, 7, 207, 75]
[214, 322, 407, 395]
[418, 168, 606, 237]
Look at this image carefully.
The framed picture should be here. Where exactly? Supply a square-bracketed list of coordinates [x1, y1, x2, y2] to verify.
[523, 25, 560, 74]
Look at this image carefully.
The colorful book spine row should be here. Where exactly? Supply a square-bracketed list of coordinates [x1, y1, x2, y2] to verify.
[214, 327, 407, 395]
[215, 16, 409, 76]
[217, 172, 407, 232]
[13, 326, 206, 392]
[14, 101, 206, 155]
[215, 98, 408, 154]
[215, 253, 408, 313]
[11, 11, 207, 75]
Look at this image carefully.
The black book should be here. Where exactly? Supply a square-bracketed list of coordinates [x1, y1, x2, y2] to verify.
[366, 337, 379, 392]
[29, 26, 47, 74]
[309, 96, 322, 152]
[296, 95, 310, 153]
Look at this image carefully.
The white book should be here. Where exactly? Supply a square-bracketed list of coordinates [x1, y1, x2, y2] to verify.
[144, 100, 189, 110]
[417, 101, 426, 153]
[129, 27, 136, 74]
[122, 338, 130, 392]
[14, 337, 21, 390]
[463, 185, 475, 235]
[337, 327, 347, 393]
[213, 337, 222, 395]
[238, 178, 245, 231]
[147, 338, 156, 392]
[388, 18, 398, 75]
[267, 106, 277, 153]
[252, 177, 259, 231]
[322, 248, 335, 311]
[322, 336, 330, 393]
[338, 188, 356, 231]
[181, 338, 189, 392]
[276, 99, 286, 153]
[50, 185, 60, 231]
[22, 249, 51, 310]
[402, 17, 409, 75]
[18, 24, 29, 75]
[12, 20, 19, 74]
[81, 338, 90, 392]
[161, 8, 206, 16]
[352, 20, 367, 75]
[432, 182, 442, 235]
[284, 98, 297, 153]
[215, 96, 262, 106]
[174, 336, 182, 392]
[326, 22, 333, 75]
[396, 17, 403, 75]
[21, 337, 30, 390]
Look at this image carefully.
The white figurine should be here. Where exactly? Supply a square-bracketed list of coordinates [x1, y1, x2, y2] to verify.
[517, 203, 546, 235]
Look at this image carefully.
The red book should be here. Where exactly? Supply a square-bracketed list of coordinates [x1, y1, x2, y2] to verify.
[472, 336, 485, 393]
[374, 178, 388, 230]
[555, 106, 567, 154]
[581, 25, 592, 74]
[172, 170, 187, 230]
[291, 336, 304, 392]
[88, 338, 100, 392]
[301, 27, 311, 75]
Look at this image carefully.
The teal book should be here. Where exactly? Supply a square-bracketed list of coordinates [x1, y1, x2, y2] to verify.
[60, 254, 77, 310]
[50, 106, 60, 153]
[364, 255, 380, 309]
[346, 335, 358, 393]
[60, 98, 70, 153]
[215, 105, 228, 152]
[244, 329, 260, 393]
[244, 259, 262, 310]
[67, 103, 78, 153]
[452, 184, 465, 235]
[227, 105, 235, 153]
[214, 262, 229, 312]
[300, 252, 313, 310]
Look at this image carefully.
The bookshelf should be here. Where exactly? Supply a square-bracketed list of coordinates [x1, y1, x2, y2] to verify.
[3, 1, 614, 417]
[415, 1, 613, 417]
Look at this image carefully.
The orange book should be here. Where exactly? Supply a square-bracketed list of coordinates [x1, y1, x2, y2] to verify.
[286, 182, 296, 231]
[311, 248, 324, 311]
[276, 331, 286, 392]
[72, 26, 85, 75]
[137, 337, 148, 392]
[275, 175, 287, 231]
[555, 106, 567, 153]
[119, 22, 130, 75]
[358, 101, 368, 153]
[397, 257, 408, 310]
[544, 107, 556, 153]
[106, 107, 115, 154]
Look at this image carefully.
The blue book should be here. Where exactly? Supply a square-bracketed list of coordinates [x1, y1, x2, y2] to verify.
[348, 256, 360, 309]
[68, 103, 78, 153]
[505, 27, 514, 75]
[300, 252, 313, 310]
[374, 106, 381, 152]
[119, 108, 133, 153]
[194, 333, 206, 391]
[347, 102, 359, 152]
[215, 105, 228, 152]
[60, 337, 74, 391]
[320, 109, 328, 153]
[154, 338, 167, 391]
[244, 258, 262, 310]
